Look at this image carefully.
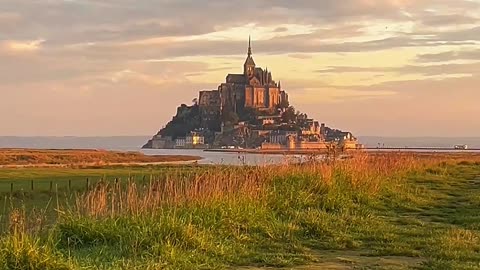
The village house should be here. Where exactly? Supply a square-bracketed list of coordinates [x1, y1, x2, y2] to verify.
[175, 137, 186, 148]
[186, 132, 206, 148]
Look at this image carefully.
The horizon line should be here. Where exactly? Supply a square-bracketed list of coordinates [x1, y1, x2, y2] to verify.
[0, 135, 479, 139]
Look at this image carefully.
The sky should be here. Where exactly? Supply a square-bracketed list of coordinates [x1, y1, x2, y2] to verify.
[0, 0, 479, 137]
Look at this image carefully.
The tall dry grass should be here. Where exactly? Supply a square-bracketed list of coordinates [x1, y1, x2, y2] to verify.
[73, 152, 478, 218]
[3, 152, 480, 269]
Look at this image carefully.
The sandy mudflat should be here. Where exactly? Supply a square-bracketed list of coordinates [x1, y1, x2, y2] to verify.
[0, 148, 201, 167]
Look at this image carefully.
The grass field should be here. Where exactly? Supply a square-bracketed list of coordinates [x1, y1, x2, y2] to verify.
[0, 164, 206, 232]
[0, 149, 200, 166]
[0, 164, 204, 192]
[0, 153, 479, 269]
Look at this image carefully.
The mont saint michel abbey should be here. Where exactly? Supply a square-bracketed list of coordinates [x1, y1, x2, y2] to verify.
[199, 37, 288, 115]
[143, 38, 362, 150]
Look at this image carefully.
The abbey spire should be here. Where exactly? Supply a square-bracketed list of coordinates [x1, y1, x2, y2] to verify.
[244, 36, 256, 78]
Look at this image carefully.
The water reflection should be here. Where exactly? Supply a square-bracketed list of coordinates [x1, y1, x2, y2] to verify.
[140, 149, 315, 166]
[139, 148, 480, 166]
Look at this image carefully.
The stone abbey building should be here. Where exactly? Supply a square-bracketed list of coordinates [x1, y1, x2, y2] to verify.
[198, 38, 289, 117]
[143, 38, 362, 150]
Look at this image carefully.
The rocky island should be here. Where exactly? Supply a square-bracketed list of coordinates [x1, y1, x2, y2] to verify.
[143, 38, 363, 151]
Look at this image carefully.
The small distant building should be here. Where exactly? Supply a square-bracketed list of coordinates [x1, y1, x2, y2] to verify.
[186, 132, 206, 148]
[257, 115, 282, 125]
[252, 129, 271, 137]
[320, 123, 327, 137]
[151, 135, 175, 149]
[199, 90, 221, 108]
[342, 132, 354, 141]
[342, 140, 361, 150]
[325, 129, 356, 142]
[332, 132, 364, 150]
[312, 121, 321, 135]
[287, 135, 328, 150]
[261, 142, 283, 149]
[270, 130, 298, 145]
[175, 137, 186, 148]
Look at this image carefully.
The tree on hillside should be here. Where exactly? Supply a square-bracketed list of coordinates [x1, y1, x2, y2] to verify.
[297, 112, 308, 121]
[159, 104, 202, 139]
[281, 106, 297, 123]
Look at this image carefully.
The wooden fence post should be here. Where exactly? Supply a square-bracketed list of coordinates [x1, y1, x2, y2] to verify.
[86, 178, 90, 190]
[31, 180, 34, 191]
[10, 183, 13, 194]
[68, 180, 72, 193]
[49, 181, 53, 192]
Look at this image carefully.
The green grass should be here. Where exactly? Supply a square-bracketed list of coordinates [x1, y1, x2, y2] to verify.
[0, 165, 205, 187]
[0, 165, 208, 233]
[0, 161, 480, 269]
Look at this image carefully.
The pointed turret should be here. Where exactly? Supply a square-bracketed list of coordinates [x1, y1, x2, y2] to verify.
[244, 36, 256, 79]
[248, 35, 252, 57]
[265, 67, 269, 84]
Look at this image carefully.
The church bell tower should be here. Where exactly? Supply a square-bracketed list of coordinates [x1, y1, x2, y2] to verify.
[244, 36, 256, 80]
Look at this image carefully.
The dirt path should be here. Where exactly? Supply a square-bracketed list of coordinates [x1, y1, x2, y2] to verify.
[241, 252, 422, 269]
[240, 253, 422, 269]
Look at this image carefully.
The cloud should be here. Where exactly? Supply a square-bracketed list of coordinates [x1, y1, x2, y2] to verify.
[419, 13, 479, 26]
[273, 27, 289, 33]
[1, 1, 479, 58]
[0, 12, 22, 29]
[300, 74, 480, 136]
[348, 74, 480, 101]
[1, 0, 474, 45]
[416, 50, 480, 62]
[293, 87, 397, 104]
[0, 39, 45, 52]
[1, 0, 480, 136]
[316, 62, 480, 77]
[288, 54, 313, 59]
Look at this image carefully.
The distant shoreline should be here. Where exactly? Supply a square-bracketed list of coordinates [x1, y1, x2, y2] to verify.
[0, 148, 202, 168]
[367, 147, 480, 151]
[204, 147, 480, 155]
[204, 148, 330, 155]
[1, 136, 479, 150]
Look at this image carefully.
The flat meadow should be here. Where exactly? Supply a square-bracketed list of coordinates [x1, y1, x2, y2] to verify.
[1, 151, 480, 269]
[0, 149, 200, 167]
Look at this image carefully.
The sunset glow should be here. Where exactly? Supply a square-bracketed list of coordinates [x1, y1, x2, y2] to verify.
[1, 0, 479, 136]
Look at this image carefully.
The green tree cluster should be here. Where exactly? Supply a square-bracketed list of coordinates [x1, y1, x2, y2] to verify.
[159, 104, 201, 139]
